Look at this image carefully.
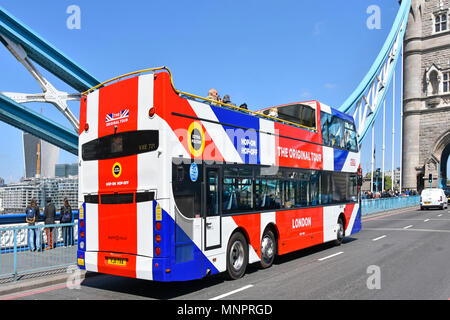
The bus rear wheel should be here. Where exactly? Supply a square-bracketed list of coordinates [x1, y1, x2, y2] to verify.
[260, 230, 276, 269]
[226, 232, 248, 280]
[334, 217, 345, 246]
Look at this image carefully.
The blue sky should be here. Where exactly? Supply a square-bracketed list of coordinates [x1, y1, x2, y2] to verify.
[0, 0, 409, 182]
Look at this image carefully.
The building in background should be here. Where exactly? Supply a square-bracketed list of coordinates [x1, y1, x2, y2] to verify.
[402, 0, 450, 191]
[0, 177, 78, 214]
[23, 132, 59, 178]
[55, 163, 78, 177]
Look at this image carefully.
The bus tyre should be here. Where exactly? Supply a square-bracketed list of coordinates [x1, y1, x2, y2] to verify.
[334, 217, 345, 246]
[260, 230, 276, 269]
[226, 232, 248, 280]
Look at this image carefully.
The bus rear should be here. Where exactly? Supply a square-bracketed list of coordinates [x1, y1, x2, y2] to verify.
[77, 73, 170, 280]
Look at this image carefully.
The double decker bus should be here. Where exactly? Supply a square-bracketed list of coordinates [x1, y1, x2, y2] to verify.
[76, 67, 362, 281]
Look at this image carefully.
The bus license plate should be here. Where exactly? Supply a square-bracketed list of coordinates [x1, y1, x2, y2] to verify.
[106, 257, 127, 266]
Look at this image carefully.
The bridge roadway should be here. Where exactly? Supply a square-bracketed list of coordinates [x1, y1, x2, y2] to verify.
[1, 207, 449, 300]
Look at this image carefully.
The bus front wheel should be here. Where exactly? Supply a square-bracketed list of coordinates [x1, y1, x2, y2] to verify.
[226, 232, 248, 280]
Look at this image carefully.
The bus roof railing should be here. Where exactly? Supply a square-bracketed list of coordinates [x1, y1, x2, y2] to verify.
[81, 66, 317, 132]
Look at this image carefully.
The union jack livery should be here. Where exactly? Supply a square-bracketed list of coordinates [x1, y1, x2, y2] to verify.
[77, 68, 362, 281]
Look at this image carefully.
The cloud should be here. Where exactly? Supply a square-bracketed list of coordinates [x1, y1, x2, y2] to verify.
[300, 89, 311, 99]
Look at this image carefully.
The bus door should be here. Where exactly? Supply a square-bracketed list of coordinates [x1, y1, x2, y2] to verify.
[204, 167, 222, 250]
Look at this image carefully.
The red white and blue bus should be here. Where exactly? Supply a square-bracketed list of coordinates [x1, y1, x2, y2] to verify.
[76, 67, 362, 281]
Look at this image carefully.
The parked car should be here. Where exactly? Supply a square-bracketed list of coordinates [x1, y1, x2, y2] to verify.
[420, 188, 448, 210]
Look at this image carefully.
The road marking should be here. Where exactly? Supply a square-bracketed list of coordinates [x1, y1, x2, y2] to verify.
[318, 251, 343, 261]
[209, 284, 254, 300]
[437, 214, 442, 217]
[424, 219, 430, 222]
[372, 235, 387, 241]
[365, 227, 450, 233]
[403, 225, 413, 229]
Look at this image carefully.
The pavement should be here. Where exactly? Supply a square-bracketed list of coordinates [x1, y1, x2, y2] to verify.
[1, 204, 449, 300]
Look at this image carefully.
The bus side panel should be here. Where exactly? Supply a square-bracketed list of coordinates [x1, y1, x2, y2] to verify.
[276, 208, 324, 255]
[153, 201, 220, 281]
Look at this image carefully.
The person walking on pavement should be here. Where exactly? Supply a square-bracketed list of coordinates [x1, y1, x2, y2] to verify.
[43, 197, 56, 250]
[60, 198, 73, 247]
[25, 198, 41, 252]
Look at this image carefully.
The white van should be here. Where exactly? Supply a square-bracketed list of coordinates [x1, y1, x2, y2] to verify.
[420, 188, 448, 210]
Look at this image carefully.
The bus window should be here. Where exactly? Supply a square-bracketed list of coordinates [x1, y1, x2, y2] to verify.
[172, 162, 202, 219]
[255, 179, 281, 210]
[207, 169, 220, 216]
[300, 104, 316, 128]
[344, 121, 358, 152]
[295, 172, 310, 207]
[329, 117, 345, 149]
[264, 104, 316, 129]
[310, 171, 321, 206]
[223, 167, 254, 213]
[321, 171, 331, 204]
[320, 112, 332, 147]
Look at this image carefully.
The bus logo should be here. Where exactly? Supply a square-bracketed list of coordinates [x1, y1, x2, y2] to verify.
[189, 162, 199, 182]
[112, 162, 122, 178]
[105, 109, 129, 127]
[188, 122, 205, 157]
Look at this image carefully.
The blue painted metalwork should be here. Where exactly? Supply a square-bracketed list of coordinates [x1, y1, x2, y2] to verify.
[0, 93, 78, 154]
[339, 0, 411, 144]
[0, 222, 78, 282]
[361, 195, 420, 216]
[0, 6, 100, 92]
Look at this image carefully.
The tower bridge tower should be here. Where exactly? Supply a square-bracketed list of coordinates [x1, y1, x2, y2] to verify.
[403, 0, 450, 191]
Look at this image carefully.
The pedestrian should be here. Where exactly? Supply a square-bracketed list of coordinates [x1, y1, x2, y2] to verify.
[60, 198, 73, 247]
[25, 198, 41, 252]
[43, 197, 56, 250]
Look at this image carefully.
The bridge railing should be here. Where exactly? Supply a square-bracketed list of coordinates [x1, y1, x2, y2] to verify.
[361, 195, 420, 216]
[0, 212, 78, 283]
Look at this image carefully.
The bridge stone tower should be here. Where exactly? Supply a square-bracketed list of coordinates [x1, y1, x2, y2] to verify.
[403, 0, 450, 191]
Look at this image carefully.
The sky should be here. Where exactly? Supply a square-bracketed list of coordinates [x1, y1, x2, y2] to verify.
[0, 0, 421, 182]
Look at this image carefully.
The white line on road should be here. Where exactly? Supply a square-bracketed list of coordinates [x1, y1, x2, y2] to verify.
[372, 235, 387, 241]
[438, 214, 442, 217]
[424, 219, 430, 222]
[365, 227, 450, 233]
[403, 225, 413, 229]
[209, 284, 254, 300]
[318, 251, 344, 261]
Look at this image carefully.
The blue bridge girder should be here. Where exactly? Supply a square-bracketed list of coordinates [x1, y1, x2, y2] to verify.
[0, 5, 101, 155]
[0, 6, 100, 92]
[339, 0, 411, 145]
[0, 93, 78, 154]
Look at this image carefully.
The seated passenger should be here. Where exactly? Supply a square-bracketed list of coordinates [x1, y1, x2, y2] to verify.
[239, 103, 248, 110]
[268, 107, 278, 118]
[222, 94, 236, 106]
[207, 88, 221, 106]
